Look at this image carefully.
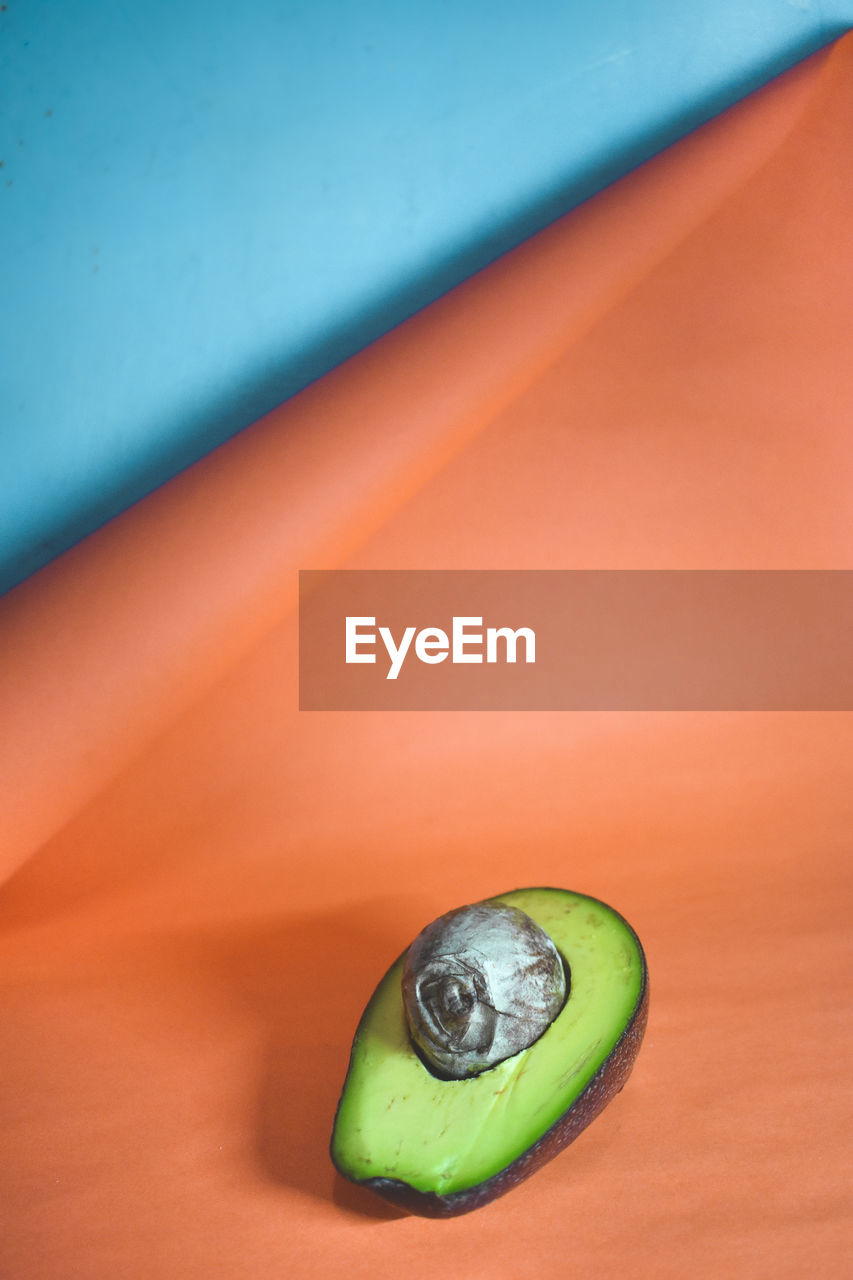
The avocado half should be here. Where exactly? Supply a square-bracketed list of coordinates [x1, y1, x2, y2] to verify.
[330, 887, 648, 1217]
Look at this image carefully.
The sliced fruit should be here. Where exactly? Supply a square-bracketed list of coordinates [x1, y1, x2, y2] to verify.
[331, 886, 648, 1217]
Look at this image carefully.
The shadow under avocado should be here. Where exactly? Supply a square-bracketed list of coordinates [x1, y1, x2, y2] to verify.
[195, 899, 420, 1220]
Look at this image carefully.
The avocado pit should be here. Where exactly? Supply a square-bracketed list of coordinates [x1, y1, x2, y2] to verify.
[401, 901, 568, 1079]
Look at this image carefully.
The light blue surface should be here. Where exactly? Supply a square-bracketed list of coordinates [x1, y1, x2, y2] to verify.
[1, 1, 851, 594]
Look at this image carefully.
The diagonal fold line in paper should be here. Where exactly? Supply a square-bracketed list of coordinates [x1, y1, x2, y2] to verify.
[0, 36, 846, 886]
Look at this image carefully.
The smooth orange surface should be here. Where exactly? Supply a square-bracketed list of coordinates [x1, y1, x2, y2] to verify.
[0, 37, 851, 1280]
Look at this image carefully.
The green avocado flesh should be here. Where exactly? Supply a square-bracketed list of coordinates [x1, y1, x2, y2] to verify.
[331, 888, 644, 1199]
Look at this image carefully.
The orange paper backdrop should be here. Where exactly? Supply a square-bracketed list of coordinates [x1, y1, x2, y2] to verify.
[0, 37, 850, 1280]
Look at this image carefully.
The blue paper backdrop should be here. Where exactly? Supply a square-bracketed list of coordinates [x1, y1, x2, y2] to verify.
[2, 1, 851, 594]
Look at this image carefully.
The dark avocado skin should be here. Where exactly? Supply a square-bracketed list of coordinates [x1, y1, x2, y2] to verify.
[331, 889, 649, 1218]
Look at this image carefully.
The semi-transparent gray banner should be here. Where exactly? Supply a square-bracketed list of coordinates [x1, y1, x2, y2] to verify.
[299, 571, 853, 710]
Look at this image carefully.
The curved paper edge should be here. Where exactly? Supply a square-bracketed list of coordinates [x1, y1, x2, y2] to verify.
[0, 37, 843, 885]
